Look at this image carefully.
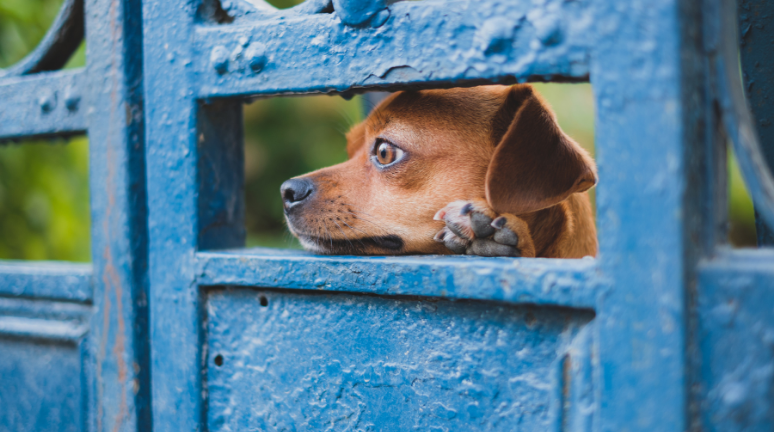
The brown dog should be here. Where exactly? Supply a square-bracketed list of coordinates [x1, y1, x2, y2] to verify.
[280, 84, 597, 258]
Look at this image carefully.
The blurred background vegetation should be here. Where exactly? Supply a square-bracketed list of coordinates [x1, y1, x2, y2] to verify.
[0, 0, 758, 261]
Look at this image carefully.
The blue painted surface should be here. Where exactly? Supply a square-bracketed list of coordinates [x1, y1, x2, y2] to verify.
[1, 0, 774, 430]
[0, 71, 86, 141]
[0, 0, 150, 429]
[197, 249, 600, 308]
[206, 287, 594, 431]
[0, 297, 89, 432]
[0, 339, 84, 432]
[0, 262, 91, 302]
[697, 249, 774, 431]
[193, 0, 593, 99]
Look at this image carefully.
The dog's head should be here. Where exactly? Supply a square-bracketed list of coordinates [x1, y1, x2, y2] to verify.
[281, 85, 596, 255]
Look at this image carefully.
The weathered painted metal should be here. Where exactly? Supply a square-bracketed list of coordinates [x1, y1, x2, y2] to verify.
[0, 71, 87, 141]
[193, 0, 593, 98]
[0, 261, 91, 302]
[697, 249, 774, 431]
[0, 298, 90, 432]
[0, 0, 149, 430]
[206, 287, 594, 431]
[196, 249, 600, 308]
[2, 0, 774, 431]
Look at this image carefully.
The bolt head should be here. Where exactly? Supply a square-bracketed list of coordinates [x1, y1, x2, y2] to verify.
[535, 19, 562, 46]
[38, 89, 57, 113]
[246, 43, 267, 73]
[210, 46, 230, 74]
[64, 86, 80, 111]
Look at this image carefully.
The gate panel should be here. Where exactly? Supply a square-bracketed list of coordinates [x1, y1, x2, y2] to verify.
[0, 298, 89, 432]
[0, 339, 83, 432]
[697, 250, 774, 431]
[205, 288, 593, 431]
[0, 0, 150, 429]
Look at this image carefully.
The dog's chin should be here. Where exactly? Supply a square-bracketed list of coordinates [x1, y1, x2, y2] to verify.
[295, 233, 405, 255]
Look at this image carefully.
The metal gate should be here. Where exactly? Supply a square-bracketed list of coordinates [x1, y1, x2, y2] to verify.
[2, 0, 774, 430]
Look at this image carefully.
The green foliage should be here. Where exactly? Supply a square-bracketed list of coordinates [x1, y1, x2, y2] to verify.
[0, 139, 90, 261]
[729, 151, 757, 245]
[1, 0, 91, 262]
[0, 0, 63, 67]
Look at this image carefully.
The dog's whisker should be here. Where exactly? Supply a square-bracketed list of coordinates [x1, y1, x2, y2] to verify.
[340, 211, 389, 233]
[322, 223, 334, 250]
[342, 207, 380, 221]
[333, 220, 362, 249]
[340, 221, 375, 241]
[346, 207, 379, 219]
[342, 217, 387, 234]
[331, 220, 352, 243]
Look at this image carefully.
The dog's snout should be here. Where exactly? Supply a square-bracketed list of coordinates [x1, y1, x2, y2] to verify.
[281, 178, 315, 209]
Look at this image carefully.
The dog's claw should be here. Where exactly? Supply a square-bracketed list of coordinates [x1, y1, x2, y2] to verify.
[433, 227, 448, 242]
[435, 200, 521, 257]
[491, 216, 507, 229]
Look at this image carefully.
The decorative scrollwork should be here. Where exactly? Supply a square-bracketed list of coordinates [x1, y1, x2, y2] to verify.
[0, 0, 84, 78]
[715, 0, 774, 233]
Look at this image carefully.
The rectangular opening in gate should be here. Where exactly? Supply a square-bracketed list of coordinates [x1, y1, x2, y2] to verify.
[204, 286, 595, 431]
[0, 136, 90, 262]
[243, 83, 596, 258]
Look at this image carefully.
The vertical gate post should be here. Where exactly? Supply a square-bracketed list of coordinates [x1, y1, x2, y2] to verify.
[84, 0, 151, 430]
[142, 1, 245, 430]
[592, 0, 713, 431]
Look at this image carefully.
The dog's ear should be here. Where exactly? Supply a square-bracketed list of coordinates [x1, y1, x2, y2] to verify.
[485, 85, 597, 215]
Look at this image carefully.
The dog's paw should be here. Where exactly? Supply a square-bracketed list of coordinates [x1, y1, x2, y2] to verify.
[432, 200, 532, 257]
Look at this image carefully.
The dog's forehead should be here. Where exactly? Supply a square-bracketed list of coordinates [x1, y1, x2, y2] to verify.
[362, 86, 507, 142]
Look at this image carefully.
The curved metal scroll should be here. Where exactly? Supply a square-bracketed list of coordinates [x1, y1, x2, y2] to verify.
[0, 0, 84, 78]
[716, 0, 774, 233]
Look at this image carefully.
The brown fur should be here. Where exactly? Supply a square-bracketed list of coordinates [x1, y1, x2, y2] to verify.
[283, 84, 597, 258]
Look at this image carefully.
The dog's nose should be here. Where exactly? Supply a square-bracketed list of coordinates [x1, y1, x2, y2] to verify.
[281, 178, 315, 208]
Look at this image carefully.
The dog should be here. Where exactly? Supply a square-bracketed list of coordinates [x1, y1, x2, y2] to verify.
[280, 84, 597, 258]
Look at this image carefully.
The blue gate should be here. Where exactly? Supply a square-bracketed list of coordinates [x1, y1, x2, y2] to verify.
[2, 0, 774, 430]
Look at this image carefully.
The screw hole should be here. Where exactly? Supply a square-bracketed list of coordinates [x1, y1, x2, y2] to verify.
[260, 296, 269, 307]
[214, 354, 224, 367]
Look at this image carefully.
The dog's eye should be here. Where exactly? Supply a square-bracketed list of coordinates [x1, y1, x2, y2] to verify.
[374, 141, 404, 166]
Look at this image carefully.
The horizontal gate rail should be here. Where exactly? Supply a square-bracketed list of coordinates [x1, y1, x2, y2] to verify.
[193, 0, 593, 99]
[0, 261, 92, 303]
[196, 249, 600, 308]
[698, 248, 774, 278]
[0, 315, 88, 342]
[0, 70, 87, 141]
[0, 296, 90, 342]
